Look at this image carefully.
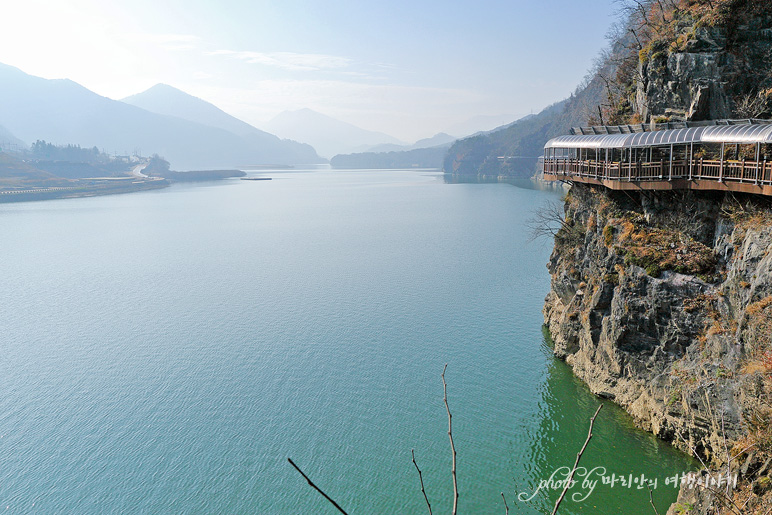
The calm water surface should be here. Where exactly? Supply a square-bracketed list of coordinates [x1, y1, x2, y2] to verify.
[0, 169, 693, 514]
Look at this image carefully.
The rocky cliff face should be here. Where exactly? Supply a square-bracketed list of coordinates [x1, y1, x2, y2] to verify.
[637, 18, 772, 122]
[637, 30, 734, 121]
[624, 3, 772, 123]
[543, 183, 772, 513]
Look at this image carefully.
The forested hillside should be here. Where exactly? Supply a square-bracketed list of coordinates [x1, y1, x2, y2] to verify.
[444, 0, 772, 178]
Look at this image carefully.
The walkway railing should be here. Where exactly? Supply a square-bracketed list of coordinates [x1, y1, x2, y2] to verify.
[544, 158, 772, 187]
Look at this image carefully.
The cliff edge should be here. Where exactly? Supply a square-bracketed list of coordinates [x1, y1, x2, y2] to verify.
[543, 183, 772, 513]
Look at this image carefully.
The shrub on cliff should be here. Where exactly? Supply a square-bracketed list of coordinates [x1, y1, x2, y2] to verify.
[618, 224, 717, 277]
[599, 213, 717, 278]
[743, 296, 772, 370]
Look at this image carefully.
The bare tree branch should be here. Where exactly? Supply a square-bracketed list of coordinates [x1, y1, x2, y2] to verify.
[411, 449, 433, 515]
[629, 27, 643, 50]
[552, 404, 603, 515]
[442, 364, 459, 515]
[526, 200, 575, 242]
[287, 458, 349, 515]
[729, 442, 756, 463]
[735, 90, 772, 119]
[648, 486, 661, 515]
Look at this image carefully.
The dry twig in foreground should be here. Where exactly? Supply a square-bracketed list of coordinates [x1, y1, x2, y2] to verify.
[551, 404, 603, 515]
[287, 457, 349, 515]
[442, 364, 459, 515]
[411, 449, 433, 515]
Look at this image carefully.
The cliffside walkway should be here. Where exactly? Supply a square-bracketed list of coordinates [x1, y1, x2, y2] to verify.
[543, 120, 772, 197]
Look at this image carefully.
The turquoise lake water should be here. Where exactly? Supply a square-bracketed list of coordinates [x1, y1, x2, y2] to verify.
[0, 169, 693, 514]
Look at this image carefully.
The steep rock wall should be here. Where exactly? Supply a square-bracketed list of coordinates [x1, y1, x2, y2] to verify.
[542, 183, 772, 512]
[634, 13, 772, 122]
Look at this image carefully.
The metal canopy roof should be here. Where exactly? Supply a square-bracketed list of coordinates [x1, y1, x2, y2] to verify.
[701, 123, 772, 143]
[625, 126, 706, 147]
[544, 134, 630, 149]
[545, 123, 772, 150]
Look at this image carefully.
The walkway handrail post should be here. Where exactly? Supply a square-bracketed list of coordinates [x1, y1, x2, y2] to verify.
[669, 144, 673, 181]
[689, 142, 694, 180]
[755, 143, 761, 185]
[719, 143, 725, 182]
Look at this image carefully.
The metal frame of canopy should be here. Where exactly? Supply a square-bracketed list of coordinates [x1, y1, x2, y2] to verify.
[542, 123, 772, 193]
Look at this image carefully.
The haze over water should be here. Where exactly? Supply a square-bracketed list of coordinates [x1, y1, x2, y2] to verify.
[0, 169, 692, 513]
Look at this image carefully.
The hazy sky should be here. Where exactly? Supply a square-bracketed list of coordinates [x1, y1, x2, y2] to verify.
[0, 0, 617, 141]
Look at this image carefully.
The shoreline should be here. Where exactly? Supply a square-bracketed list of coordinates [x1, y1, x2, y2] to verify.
[0, 169, 248, 204]
[0, 178, 169, 203]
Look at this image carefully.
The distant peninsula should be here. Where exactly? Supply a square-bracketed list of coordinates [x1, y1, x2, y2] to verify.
[0, 143, 244, 203]
[143, 156, 245, 181]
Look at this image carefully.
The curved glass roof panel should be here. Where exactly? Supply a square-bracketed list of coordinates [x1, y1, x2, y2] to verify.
[545, 123, 772, 150]
[701, 124, 772, 143]
[625, 127, 706, 147]
[544, 133, 630, 149]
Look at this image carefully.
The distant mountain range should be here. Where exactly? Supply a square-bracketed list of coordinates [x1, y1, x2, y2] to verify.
[330, 144, 451, 169]
[263, 108, 406, 158]
[121, 84, 321, 165]
[441, 113, 526, 139]
[122, 83, 260, 137]
[0, 61, 551, 175]
[329, 132, 456, 169]
[364, 132, 457, 153]
[0, 63, 323, 170]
